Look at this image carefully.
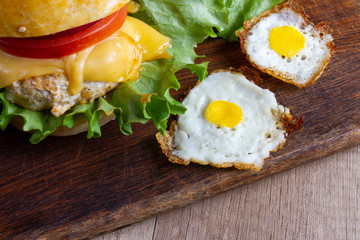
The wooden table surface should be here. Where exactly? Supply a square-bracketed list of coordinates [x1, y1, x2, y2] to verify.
[0, 1, 358, 239]
[94, 145, 360, 240]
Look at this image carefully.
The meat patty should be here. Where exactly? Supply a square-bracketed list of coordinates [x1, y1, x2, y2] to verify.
[5, 73, 119, 117]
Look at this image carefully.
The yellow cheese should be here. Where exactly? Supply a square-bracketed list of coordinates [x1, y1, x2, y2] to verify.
[0, 52, 64, 89]
[121, 16, 171, 61]
[65, 47, 93, 96]
[0, 16, 171, 95]
[127, 1, 140, 13]
[83, 32, 142, 83]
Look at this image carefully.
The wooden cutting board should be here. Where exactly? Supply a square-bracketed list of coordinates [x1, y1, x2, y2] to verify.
[0, 0, 359, 239]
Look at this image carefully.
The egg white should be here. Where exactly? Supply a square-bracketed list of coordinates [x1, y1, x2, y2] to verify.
[171, 70, 289, 169]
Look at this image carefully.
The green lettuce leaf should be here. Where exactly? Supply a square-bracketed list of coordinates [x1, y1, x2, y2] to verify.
[218, 0, 285, 41]
[0, 0, 228, 143]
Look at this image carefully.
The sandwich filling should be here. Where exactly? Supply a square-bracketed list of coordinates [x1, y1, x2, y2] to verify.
[0, 15, 171, 116]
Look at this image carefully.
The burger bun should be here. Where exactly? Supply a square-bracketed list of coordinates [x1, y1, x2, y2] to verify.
[11, 112, 116, 137]
[0, 0, 129, 38]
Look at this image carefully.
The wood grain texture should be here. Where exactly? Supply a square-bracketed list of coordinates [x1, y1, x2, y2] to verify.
[0, 0, 359, 239]
[95, 145, 360, 240]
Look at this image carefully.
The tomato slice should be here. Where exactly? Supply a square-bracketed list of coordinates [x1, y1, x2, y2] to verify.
[0, 6, 127, 59]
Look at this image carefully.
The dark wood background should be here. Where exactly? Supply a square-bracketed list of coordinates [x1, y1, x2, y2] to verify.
[0, 0, 359, 239]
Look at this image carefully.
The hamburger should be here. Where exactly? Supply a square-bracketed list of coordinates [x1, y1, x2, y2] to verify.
[0, 0, 194, 143]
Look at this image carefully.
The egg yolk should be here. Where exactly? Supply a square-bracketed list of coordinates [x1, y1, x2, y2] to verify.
[205, 100, 243, 128]
[269, 25, 305, 57]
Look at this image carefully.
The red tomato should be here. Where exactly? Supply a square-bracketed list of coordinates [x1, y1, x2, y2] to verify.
[0, 6, 127, 59]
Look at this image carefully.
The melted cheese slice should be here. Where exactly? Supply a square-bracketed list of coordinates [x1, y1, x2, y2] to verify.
[0, 16, 171, 95]
[121, 16, 171, 61]
[84, 32, 142, 83]
[0, 52, 64, 89]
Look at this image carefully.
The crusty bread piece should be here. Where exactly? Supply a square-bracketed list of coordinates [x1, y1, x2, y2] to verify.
[236, 0, 335, 88]
[0, 0, 129, 37]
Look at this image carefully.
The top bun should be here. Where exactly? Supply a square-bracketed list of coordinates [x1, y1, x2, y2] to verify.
[0, 0, 129, 38]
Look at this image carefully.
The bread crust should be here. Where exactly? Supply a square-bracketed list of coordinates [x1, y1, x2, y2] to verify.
[0, 0, 129, 37]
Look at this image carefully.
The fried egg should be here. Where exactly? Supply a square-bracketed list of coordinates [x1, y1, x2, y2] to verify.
[237, 0, 335, 87]
[156, 69, 295, 171]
